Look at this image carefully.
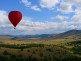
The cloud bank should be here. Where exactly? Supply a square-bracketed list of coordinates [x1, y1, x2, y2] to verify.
[0, 9, 81, 35]
[0, 0, 81, 35]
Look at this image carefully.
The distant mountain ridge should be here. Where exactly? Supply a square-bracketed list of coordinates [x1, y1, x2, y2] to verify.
[48, 30, 81, 39]
[0, 30, 81, 39]
[12, 34, 54, 39]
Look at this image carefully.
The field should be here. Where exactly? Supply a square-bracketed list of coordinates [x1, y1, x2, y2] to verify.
[0, 35, 81, 61]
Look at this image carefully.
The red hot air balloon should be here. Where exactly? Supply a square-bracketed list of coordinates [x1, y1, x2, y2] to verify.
[8, 11, 22, 29]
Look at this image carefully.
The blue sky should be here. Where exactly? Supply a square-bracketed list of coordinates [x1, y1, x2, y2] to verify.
[0, 0, 81, 35]
[0, 0, 64, 22]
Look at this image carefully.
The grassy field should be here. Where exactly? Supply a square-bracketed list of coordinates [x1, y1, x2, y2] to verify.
[0, 36, 81, 61]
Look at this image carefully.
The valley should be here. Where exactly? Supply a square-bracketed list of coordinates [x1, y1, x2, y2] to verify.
[0, 30, 81, 61]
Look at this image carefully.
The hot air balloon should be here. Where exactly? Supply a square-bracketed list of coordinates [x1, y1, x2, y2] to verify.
[8, 11, 22, 29]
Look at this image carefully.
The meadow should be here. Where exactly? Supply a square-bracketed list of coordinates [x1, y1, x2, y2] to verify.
[0, 36, 81, 61]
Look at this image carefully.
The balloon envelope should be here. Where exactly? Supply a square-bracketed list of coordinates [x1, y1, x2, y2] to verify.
[8, 11, 22, 29]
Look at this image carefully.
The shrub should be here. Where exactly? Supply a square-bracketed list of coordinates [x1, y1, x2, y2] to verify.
[27, 50, 30, 52]
[3, 50, 10, 55]
[32, 51, 35, 54]
[39, 53, 43, 57]
[46, 48, 52, 52]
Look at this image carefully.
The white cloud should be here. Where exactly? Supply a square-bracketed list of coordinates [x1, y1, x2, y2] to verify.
[51, 15, 68, 21]
[40, 0, 59, 9]
[31, 5, 41, 11]
[70, 0, 81, 9]
[21, 0, 31, 7]
[0, 10, 81, 35]
[20, 0, 81, 13]
[71, 9, 81, 25]
[74, 9, 81, 15]
[0, 11, 10, 25]
[2, 0, 81, 35]
[58, 2, 73, 13]
[21, 0, 41, 11]
[58, 0, 81, 13]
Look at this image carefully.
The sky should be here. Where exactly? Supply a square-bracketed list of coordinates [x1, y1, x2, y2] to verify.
[0, 0, 81, 35]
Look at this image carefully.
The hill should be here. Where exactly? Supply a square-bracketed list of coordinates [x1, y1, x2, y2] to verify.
[0, 29, 81, 40]
[14, 29, 81, 39]
[48, 30, 81, 39]
[0, 35, 13, 40]
[0, 30, 81, 61]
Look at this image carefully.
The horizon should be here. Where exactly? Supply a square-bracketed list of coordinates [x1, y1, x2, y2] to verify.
[0, 0, 81, 35]
[0, 29, 80, 36]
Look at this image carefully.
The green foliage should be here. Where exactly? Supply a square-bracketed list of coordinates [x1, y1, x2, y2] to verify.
[3, 50, 10, 55]
[0, 43, 45, 49]
[39, 53, 43, 57]
[32, 50, 35, 54]
[27, 50, 30, 52]
[0, 46, 81, 61]
[46, 48, 53, 52]
[0, 42, 81, 61]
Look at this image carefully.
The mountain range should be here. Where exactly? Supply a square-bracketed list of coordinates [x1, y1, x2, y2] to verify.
[48, 29, 81, 39]
[0, 29, 81, 40]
